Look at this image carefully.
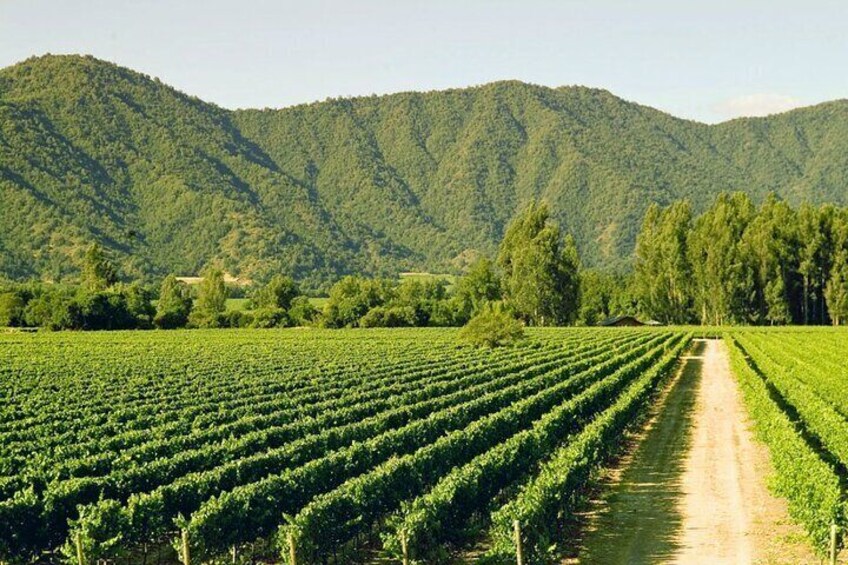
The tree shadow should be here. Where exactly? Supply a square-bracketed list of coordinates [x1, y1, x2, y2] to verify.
[574, 342, 704, 564]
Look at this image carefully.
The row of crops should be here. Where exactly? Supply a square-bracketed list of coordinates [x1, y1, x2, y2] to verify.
[727, 329, 848, 554]
[0, 328, 689, 563]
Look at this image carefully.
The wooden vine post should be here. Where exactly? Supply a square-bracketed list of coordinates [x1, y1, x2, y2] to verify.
[831, 523, 839, 565]
[181, 529, 191, 565]
[400, 530, 409, 565]
[75, 532, 85, 565]
[513, 519, 524, 565]
[287, 530, 297, 565]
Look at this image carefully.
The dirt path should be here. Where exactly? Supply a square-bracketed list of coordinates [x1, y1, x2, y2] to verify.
[575, 339, 816, 564]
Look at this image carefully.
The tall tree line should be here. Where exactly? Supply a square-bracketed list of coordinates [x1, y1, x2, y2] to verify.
[635, 192, 848, 325]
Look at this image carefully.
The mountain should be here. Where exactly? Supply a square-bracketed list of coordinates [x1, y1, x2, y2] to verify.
[3, 54, 848, 290]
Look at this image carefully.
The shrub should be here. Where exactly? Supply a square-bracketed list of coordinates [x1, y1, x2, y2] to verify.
[458, 305, 525, 347]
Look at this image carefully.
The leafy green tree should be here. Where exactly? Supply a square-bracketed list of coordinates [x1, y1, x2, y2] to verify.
[798, 204, 835, 324]
[741, 194, 798, 325]
[578, 270, 634, 325]
[634, 201, 693, 324]
[322, 276, 393, 328]
[122, 283, 155, 328]
[359, 305, 417, 327]
[825, 249, 848, 325]
[688, 193, 756, 325]
[0, 291, 26, 326]
[189, 267, 228, 328]
[288, 296, 319, 326]
[497, 202, 580, 326]
[252, 275, 299, 310]
[75, 290, 136, 330]
[249, 307, 289, 328]
[825, 211, 848, 325]
[80, 243, 118, 292]
[453, 257, 501, 320]
[23, 288, 80, 330]
[392, 278, 448, 326]
[154, 275, 193, 329]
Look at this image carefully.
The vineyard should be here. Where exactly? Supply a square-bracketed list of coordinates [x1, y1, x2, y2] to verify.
[727, 329, 848, 555]
[0, 328, 689, 564]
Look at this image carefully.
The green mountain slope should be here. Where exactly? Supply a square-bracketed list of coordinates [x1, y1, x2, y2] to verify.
[2, 54, 848, 288]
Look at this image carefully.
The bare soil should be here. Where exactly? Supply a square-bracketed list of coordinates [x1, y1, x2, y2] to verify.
[575, 339, 817, 564]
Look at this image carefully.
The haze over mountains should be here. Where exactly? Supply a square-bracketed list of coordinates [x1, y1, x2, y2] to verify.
[2, 55, 848, 289]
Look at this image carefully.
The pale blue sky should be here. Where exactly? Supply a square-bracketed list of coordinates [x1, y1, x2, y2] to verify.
[2, 0, 847, 123]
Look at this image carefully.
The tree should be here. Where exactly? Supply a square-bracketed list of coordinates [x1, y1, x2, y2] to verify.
[122, 283, 155, 328]
[741, 194, 798, 325]
[154, 275, 193, 329]
[288, 296, 319, 326]
[23, 288, 80, 330]
[249, 307, 289, 328]
[688, 193, 756, 325]
[0, 291, 26, 327]
[392, 278, 448, 326]
[825, 249, 848, 325]
[825, 211, 848, 325]
[453, 258, 501, 320]
[578, 270, 633, 326]
[189, 267, 228, 328]
[798, 204, 835, 325]
[322, 276, 393, 328]
[252, 275, 299, 310]
[80, 244, 118, 292]
[359, 305, 417, 327]
[497, 202, 580, 326]
[634, 200, 693, 324]
[75, 290, 136, 330]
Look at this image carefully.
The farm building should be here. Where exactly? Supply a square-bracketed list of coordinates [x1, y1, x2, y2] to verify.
[599, 315, 644, 327]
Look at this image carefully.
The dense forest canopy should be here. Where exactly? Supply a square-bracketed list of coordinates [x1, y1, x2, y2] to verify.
[4, 54, 848, 290]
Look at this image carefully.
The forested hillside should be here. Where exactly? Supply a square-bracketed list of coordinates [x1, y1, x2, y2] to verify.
[3, 54, 848, 289]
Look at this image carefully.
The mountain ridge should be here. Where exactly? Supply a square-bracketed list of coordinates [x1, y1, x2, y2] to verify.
[3, 54, 848, 289]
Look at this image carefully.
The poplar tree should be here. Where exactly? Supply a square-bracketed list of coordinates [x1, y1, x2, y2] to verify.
[189, 267, 228, 328]
[688, 192, 756, 325]
[798, 204, 835, 324]
[825, 211, 848, 325]
[80, 244, 117, 292]
[634, 200, 693, 323]
[154, 275, 193, 329]
[741, 194, 798, 325]
[497, 202, 580, 326]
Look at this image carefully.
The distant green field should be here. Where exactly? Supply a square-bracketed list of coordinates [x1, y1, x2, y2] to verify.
[225, 298, 250, 311]
[308, 296, 329, 309]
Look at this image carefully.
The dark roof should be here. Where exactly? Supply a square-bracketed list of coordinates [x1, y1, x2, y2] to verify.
[598, 315, 644, 327]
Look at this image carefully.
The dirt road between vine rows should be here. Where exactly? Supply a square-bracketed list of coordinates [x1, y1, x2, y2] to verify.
[575, 339, 816, 564]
